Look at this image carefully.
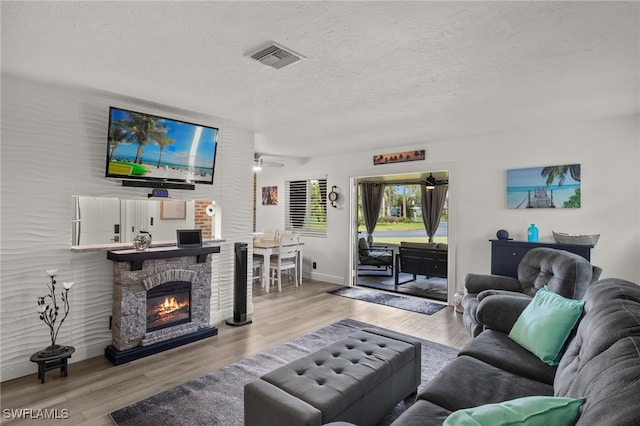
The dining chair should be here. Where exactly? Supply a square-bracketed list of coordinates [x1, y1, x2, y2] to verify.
[260, 229, 279, 242]
[278, 231, 301, 271]
[252, 254, 263, 285]
[269, 232, 300, 292]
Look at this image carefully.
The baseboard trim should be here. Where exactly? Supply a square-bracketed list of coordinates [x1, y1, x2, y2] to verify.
[306, 272, 344, 285]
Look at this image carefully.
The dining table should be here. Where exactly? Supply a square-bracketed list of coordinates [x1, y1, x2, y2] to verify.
[253, 239, 303, 292]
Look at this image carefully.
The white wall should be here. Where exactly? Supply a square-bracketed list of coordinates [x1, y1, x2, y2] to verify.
[256, 115, 640, 298]
[0, 74, 255, 381]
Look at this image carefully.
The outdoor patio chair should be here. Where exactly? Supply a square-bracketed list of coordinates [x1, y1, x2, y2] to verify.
[358, 237, 394, 276]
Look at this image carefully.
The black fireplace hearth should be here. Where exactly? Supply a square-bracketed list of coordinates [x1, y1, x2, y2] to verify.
[105, 326, 218, 365]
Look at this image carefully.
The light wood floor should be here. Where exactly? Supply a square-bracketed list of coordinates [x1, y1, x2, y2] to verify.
[0, 280, 470, 425]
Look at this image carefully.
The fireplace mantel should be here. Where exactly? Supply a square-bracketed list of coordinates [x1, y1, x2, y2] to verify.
[107, 245, 220, 270]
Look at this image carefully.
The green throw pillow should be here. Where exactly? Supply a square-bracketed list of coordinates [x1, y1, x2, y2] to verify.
[443, 396, 586, 426]
[508, 286, 584, 365]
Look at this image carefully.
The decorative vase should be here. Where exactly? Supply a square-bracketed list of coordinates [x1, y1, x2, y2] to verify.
[496, 229, 509, 240]
[527, 224, 539, 242]
[133, 231, 152, 251]
[453, 291, 464, 313]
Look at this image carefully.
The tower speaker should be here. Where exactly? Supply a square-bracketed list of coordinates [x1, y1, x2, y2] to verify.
[226, 242, 252, 326]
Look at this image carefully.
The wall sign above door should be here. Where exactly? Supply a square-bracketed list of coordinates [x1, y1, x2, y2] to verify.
[373, 150, 425, 165]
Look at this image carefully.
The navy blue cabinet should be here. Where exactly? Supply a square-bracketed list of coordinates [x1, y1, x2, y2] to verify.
[490, 239, 593, 278]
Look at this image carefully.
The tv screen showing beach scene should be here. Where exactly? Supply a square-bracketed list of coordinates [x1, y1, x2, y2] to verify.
[106, 107, 218, 185]
[506, 164, 581, 209]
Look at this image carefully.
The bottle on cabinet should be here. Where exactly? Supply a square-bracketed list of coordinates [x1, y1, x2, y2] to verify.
[527, 224, 539, 242]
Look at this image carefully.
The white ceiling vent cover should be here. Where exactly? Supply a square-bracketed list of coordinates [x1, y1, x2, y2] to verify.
[248, 43, 306, 69]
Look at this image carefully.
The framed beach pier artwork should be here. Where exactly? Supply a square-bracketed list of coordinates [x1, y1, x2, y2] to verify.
[506, 164, 581, 209]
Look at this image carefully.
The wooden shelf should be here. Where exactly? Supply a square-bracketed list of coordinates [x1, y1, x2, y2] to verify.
[107, 245, 220, 270]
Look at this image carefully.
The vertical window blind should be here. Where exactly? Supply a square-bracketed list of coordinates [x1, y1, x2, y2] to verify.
[285, 178, 327, 236]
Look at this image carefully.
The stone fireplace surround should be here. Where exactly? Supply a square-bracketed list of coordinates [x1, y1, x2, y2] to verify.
[106, 246, 220, 365]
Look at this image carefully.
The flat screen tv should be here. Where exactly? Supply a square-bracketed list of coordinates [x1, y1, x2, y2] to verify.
[105, 106, 218, 185]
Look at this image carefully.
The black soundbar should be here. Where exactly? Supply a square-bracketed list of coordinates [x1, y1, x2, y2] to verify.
[121, 180, 195, 190]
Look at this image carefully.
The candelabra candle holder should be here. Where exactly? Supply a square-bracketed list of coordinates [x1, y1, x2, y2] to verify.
[37, 270, 74, 356]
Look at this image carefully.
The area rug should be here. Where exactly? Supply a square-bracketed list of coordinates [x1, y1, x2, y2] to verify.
[109, 318, 458, 426]
[383, 275, 448, 302]
[359, 274, 448, 302]
[328, 286, 446, 315]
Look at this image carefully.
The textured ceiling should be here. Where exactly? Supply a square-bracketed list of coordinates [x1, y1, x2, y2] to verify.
[2, 1, 638, 158]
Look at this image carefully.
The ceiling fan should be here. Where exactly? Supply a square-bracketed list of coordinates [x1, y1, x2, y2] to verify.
[253, 152, 284, 171]
[424, 172, 448, 189]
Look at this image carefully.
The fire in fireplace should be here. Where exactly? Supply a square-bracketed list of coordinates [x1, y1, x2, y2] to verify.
[146, 281, 191, 332]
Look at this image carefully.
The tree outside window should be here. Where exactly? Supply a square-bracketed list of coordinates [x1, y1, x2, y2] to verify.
[358, 184, 448, 244]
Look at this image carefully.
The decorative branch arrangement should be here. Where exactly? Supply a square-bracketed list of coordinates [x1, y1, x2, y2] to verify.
[37, 270, 74, 355]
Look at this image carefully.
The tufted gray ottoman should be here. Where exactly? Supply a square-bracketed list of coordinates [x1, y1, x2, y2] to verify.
[244, 327, 421, 426]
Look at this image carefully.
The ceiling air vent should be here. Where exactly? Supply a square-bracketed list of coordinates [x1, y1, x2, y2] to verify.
[248, 43, 306, 69]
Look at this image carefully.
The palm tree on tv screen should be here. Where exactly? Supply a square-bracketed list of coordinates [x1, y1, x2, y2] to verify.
[154, 133, 175, 168]
[124, 113, 169, 165]
[107, 120, 128, 164]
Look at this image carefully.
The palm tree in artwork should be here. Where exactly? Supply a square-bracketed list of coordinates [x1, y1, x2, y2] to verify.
[541, 164, 581, 186]
[123, 113, 169, 165]
[154, 133, 175, 168]
[107, 120, 129, 163]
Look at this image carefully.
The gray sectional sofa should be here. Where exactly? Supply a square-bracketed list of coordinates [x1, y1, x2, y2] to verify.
[389, 278, 640, 425]
[462, 247, 601, 337]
